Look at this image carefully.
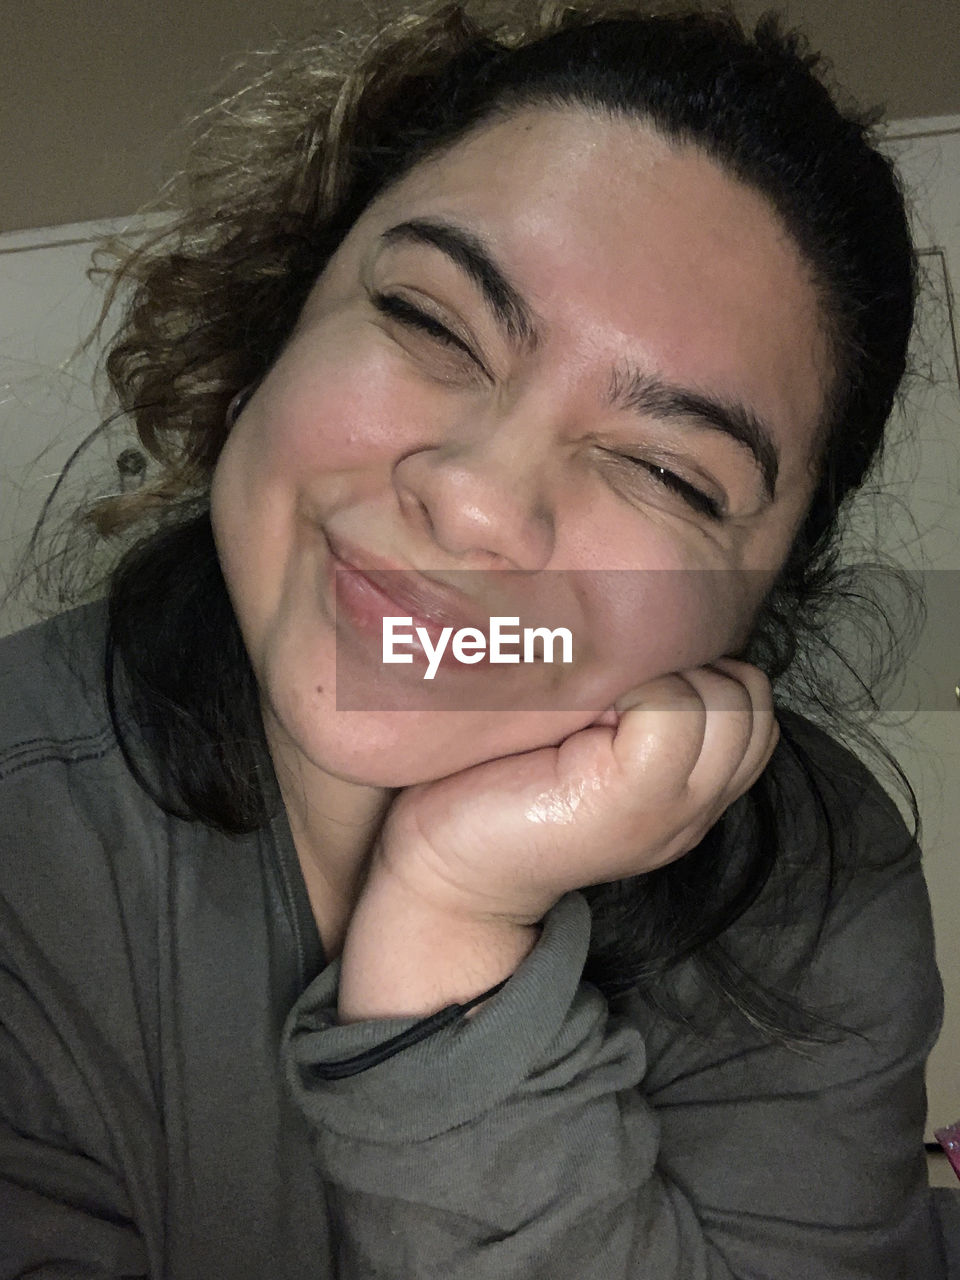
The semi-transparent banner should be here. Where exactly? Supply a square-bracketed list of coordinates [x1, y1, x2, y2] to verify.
[330, 566, 957, 714]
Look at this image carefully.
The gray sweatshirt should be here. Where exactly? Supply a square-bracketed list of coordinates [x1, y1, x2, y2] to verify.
[0, 601, 949, 1277]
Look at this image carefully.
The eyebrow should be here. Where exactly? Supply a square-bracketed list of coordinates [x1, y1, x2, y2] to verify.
[608, 368, 780, 501]
[379, 216, 780, 500]
[380, 218, 540, 352]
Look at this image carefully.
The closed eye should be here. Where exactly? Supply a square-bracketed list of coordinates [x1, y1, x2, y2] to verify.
[607, 452, 725, 520]
[371, 291, 486, 371]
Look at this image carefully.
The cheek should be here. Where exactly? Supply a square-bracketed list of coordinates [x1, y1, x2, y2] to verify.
[586, 565, 755, 689]
[256, 328, 430, 474]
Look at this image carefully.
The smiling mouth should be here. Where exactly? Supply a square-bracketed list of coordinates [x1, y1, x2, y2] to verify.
[324, 539, 492, 671]
[322, 533, 570, 675]
[335, 561, 457, 652]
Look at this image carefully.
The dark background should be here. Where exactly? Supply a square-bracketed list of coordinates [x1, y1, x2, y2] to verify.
[2, 0, 959, 234]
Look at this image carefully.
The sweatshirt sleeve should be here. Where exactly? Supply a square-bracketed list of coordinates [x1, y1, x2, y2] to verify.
[282, 835, 947, 1278]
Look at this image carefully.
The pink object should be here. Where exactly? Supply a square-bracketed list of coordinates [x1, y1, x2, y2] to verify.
[935, 1120, 960, 1181]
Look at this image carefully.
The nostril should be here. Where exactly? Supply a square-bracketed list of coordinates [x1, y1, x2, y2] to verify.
[397, 487, 434, 539]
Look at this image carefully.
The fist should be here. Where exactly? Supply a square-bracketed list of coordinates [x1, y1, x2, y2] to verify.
[375, 658, 779, 926]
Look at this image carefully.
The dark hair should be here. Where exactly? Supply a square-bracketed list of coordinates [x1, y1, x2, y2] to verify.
[79, 2, 919, 1039]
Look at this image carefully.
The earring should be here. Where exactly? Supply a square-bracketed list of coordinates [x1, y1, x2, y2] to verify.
[225, 383, 256, 429]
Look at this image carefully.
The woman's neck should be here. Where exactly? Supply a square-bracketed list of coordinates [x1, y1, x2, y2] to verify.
[264, 717, 395, 959]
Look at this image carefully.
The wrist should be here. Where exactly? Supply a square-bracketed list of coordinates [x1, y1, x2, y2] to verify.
[371, 832, 548, 930]
[337, 854, 541, 1024]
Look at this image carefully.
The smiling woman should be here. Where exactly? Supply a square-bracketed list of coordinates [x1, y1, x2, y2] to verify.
[0, 2, 948, 1277]
[210, 104, 815, 784]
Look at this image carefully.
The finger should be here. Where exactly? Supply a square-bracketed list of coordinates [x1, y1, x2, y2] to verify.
[678, 664, 756, 800]
[706, 658, 778, 798]
[611, 673, 708, 797]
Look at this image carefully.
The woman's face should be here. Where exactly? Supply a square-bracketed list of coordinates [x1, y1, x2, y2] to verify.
[211, 107, 828, 787]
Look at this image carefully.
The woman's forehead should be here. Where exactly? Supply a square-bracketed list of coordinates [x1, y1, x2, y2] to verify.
[350, 108, 829, 464]
[292, 106, 825, 498]
[376, 105, 763, 232]
[364, 107, 823, 335]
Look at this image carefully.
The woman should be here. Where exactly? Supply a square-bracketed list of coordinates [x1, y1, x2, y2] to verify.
[0, 2, 948, 1275]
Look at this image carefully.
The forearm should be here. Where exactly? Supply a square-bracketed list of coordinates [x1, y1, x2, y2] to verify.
[285, 891, 731, 1280]
[336, 857, 541, 1024]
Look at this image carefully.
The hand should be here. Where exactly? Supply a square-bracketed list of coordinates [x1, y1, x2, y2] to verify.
[374, 659, 779, 927]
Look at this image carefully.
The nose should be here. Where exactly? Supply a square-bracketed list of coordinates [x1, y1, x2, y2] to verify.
[393, 414, 556, 570]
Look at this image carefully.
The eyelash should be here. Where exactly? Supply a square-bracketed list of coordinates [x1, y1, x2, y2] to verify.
[371, 291, 483, 368]
[607, 454, 724, 521]
[372, 290, 723, 521]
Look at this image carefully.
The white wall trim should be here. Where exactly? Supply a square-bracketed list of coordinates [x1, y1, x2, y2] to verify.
[884, 113, 960, 141]
[0, 212, 169, 256]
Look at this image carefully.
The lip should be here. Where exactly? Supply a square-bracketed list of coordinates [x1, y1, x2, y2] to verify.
[325, 531, 496, 665]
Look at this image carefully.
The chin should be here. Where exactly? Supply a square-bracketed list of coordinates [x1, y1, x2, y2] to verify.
[289, 701, 593, 788]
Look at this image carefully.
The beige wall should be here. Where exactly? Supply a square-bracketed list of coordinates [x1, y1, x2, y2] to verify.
[3, 0, 960, 234]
